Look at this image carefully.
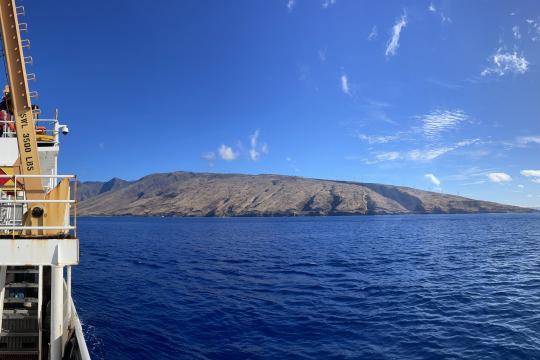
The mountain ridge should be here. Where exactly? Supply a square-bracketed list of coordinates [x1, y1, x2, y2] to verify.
[76, 171, 533, 217]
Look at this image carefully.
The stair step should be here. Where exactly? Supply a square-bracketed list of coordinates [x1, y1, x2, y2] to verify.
[1, 315, 38, 320]
[0, 350, 39, 359]
[4, 283, 38, 288]
[3, 298, 38, 304]
[1, 310, 37, 319]
[6, 269, 38, 274]
[0, 331, 39, 337]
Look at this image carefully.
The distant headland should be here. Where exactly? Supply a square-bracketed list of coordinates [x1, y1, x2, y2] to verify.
[75, 172, 534, 217]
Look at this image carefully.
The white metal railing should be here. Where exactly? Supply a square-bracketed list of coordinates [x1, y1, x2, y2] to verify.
[0, 174, 77, 236]
[1, 114, 61, 144]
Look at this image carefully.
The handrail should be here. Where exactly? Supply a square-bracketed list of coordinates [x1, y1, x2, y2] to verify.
[0, 174, 77, 237]
[0, 226, 74, 230]
[0, 200, 75, 203]
[0, 174, 75, 179]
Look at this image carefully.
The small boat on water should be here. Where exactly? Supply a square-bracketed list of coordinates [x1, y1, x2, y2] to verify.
[0, 0, 90, 359]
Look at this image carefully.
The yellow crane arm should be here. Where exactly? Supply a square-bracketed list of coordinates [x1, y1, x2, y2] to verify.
[0, 0, 43, 200]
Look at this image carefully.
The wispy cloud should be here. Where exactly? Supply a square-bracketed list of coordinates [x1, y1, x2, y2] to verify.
[201, 151, 216, 166]
[368, 26, 378, 41]
[512, 25, 521, 39]
[375, 152, 401, 161]
[425, 173, 441, 186]
[427, 3, 452, 24]
[481, 49, 529, 76]
[286, 157, 300, 173]
[318, 48, 327, 63]
[321, 0, 336, 9]
[440, 14, 452, 24]
[368, 139, 479, 163]
[418, 109, 469, 139]
[521, 170, 540, 183]
[219, 144, 238, 161]
[249, 131, 260, 161]
[526, 18, 540, 42]
[201, 152, 216, 161]
[357, 133, 401, 144]
[487, 172, 512, 183]
[248, 130, 269, 161]
[287, 0, 295, 12]
[385, 12, 407, 58]
[517, 136, 540, 145]
[357, 109, 472, 149]
[340, 74, 350, 95]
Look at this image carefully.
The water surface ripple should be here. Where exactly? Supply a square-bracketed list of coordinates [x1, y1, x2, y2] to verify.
[74, 214, 540, 359]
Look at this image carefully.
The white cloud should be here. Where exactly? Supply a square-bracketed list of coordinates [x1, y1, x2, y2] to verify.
[517, 136, 540, 145]
[487, 172, 512, 183]
[481, 49, 529, 76]
[375, 152, 401, 161]
[518, 184, 525, 188]
[427, 3, 451, 24]
[340, 74, 350, 95]
[219, 144, 238, 161]
[201, 152, 216, 161]
[318, 49, 327, 63]
[322, 0, 336, 8]
[249, 130, 260, 161]
[419, 109, 469, 139]
[357, 133, 400, 144]
[385, 12, 407, 57]
[408, 147, 453, 161]
[521, 170, 540, 178]
[368, 139, 479, 163]
[287, 0, 295, 12]
[248, 130, 268, 161]
[250, 130, 259, 149]
[368, 26, 378, 41]
[440, 14, 452, 24]
[533, 179, 540, 184]
[249, 149, 259, 161]
[526, 18, 540, 42]
[286, 156, 300, 173]
[512, 25, 521, 39]
[425, 173, 441, 186]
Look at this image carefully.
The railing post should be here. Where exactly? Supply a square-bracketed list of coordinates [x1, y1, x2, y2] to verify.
[38, 265, 43, 360]
[0, 266, 6, 333]
[67, 265, 72, 323]
[50, 264, 64, 360]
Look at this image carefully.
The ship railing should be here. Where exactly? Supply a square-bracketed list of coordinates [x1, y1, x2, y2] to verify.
[0, 174, 77, 237]
[1, 116, 62, 144]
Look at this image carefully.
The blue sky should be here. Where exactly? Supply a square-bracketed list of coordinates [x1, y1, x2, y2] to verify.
[7, 0, 540, 207]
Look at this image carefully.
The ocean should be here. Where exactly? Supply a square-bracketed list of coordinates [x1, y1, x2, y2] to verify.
[74, 214, 540, 359]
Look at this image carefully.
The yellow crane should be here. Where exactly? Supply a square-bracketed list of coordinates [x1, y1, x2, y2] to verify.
[0, 0, 68, 236]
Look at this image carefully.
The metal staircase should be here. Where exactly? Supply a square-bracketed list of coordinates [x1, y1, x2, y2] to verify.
[0, 267, 40, 360]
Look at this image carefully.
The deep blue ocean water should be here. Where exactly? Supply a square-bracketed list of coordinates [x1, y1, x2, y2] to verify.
[73, 214, 540, 360]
